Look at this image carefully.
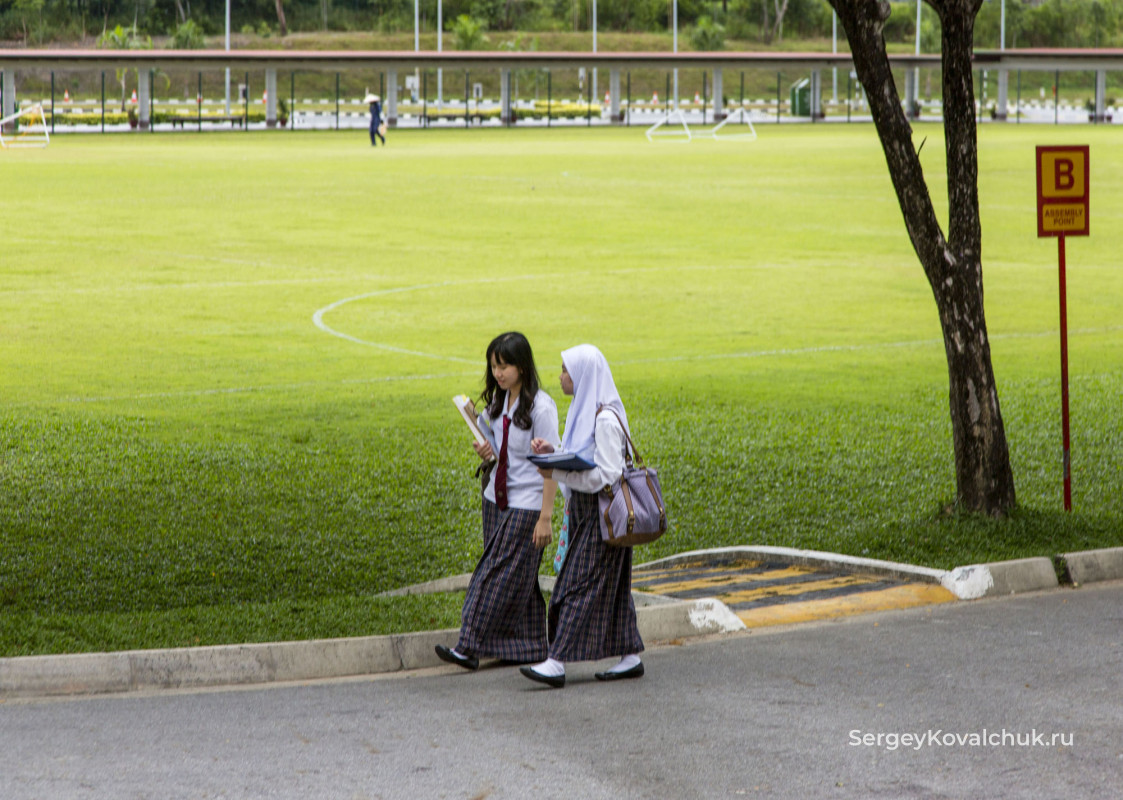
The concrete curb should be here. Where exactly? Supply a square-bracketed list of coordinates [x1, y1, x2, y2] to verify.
[0, 631, 454, 698]
[1057, 547, 1123, 586]
[4, 546, 1112, 700]
[636, 545, 948, 586]
[0, 589, 741, 699]
[942, 557, 1060, 599]
[636, 546, 1068, 601]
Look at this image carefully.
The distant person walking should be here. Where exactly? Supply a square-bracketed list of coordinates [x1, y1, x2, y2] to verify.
[364, 92, 385, 146]
[436, 332, 560, 671]
[522, 344, 644, 688]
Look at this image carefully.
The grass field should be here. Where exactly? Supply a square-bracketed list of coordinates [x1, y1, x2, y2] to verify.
[2, 124, 1121, 656]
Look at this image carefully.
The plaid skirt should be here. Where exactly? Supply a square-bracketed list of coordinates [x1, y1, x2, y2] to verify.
[456, 499, 548, 662]
[547, 490, 643, 662]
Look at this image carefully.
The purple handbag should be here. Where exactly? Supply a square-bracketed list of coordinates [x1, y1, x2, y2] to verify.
[596, 408, 668, 548]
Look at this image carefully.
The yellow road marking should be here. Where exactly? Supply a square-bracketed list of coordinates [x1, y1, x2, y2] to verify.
[639, 566, 812, 595]
[719, 574, 876, 605]
[632, 561, 763, 582]
[736, 584, 957, 628]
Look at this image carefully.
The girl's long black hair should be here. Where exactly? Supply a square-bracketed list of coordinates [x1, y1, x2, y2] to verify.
[481, 331, 540, 430]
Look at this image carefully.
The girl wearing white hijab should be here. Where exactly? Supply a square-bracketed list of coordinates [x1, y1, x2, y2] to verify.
[522, 344, 644, 688]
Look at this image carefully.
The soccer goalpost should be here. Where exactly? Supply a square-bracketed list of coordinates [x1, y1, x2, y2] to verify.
[645, 106, 757, 144]
[645, 109, 692, 143]
[699, 107, 758, 142]
[0, 103, 50, 149]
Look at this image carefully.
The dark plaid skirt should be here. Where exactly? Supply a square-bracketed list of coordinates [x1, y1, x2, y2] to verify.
[547, 490, 643, 662]
[456, 499, 548, 662]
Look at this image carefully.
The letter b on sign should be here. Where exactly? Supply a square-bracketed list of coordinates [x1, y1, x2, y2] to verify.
[1055, 159, 1075, 191]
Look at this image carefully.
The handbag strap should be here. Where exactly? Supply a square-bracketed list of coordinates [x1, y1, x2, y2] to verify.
[595, 405, 645, 469]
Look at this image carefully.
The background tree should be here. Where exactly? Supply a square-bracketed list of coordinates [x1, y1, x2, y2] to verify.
[450, 13, 489, 48]
[167, 17, 206, 47]
[827, 0, 1016, 516]
[768, 0, 791, 42]
[98, 23, 152, 111]
[12, 0, 44, 44]
[275, 0, 288, 36]
[690, 14, 727, 49]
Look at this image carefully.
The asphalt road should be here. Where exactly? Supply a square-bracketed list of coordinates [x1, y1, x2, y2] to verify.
[2, 581, 1121, 799]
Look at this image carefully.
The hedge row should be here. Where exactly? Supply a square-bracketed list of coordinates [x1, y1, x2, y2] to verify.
[415, 102, 601, 120]
[40, 110, 269, 126]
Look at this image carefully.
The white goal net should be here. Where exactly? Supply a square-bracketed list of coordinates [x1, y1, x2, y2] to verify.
[646, 106, 757, 144]
[0, 103, 50, 149]
[645, 109, 692, 143]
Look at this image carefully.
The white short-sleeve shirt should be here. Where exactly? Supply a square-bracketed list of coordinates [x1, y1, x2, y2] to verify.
[481, 389, 561, 511]
[552, 412, 626, 495]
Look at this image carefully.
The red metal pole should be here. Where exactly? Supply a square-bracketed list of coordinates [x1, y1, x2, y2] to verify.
[1058, 234, 1072, 511]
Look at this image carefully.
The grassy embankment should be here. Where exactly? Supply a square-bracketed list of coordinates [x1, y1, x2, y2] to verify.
[1, 124, 1120, 656]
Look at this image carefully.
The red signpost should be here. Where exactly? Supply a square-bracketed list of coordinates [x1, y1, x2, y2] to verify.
[1036, 145, 1090, 512]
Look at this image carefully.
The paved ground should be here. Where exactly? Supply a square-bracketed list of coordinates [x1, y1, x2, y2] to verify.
[632, 557, 956, 628]
[2, 580, 1121, 799]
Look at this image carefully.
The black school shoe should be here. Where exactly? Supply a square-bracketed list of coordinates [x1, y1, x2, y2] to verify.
[435, 645, 478, 671]
[519, 665, 565, 688]
[594, 662, 644, 681]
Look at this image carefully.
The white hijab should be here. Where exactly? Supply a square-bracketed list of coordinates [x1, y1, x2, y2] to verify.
[560, 344, 629, 458]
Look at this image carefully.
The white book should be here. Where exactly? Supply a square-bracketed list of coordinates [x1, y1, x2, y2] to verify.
[453, 395, 497, 457]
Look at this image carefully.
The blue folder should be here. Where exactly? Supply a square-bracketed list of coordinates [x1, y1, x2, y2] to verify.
[527, 451, 596, 471]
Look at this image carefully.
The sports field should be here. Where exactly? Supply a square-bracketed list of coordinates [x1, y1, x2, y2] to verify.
[2, 124, 1121, 655]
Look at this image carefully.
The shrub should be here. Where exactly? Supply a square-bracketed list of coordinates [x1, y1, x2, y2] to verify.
[690, 15, 727, 51]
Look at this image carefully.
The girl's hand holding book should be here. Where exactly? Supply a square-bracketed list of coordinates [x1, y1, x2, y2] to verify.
[473, 440, 496, 462]
[530, 438, 555, 455]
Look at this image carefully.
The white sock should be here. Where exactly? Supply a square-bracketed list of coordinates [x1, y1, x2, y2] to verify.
[532, 658, 565, 677]
[607, 654, 641, 674]
[450, 648, 466, 658]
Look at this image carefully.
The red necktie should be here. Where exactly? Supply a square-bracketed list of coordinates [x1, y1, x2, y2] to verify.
[494, 415, 511, 510]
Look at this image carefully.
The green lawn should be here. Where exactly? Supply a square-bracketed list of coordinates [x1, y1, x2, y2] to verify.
[2, 124, 1121, 656]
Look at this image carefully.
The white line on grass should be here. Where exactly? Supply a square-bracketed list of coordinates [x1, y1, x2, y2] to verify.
[44, 326, 1120, 406]
[311, 265, 813, 360]
[56, 371, 478, 405]
[1, 277, 343, 297]
[313, 276, 554, 363]
[312, 269, 1123, 368]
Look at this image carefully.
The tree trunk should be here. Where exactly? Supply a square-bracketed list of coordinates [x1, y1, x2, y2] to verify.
[828, 0, 1016, 515]
[275, 0, 288, 37]
[772, 0, 791, 42]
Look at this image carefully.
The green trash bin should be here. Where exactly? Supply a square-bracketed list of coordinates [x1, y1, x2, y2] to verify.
[790, 78, 810, 117]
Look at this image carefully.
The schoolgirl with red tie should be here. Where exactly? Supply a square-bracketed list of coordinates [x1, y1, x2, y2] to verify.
[436, 332, 560, 671]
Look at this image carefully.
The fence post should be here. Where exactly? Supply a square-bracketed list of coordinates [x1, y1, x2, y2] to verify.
[847, 71, 852, 123]
[776, 72, 781, 124]
[1016, 70, 1021, 125]
[262, 69, 274, 128]
[586, 71, 591, 127]
[137, 66, 150, 130]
